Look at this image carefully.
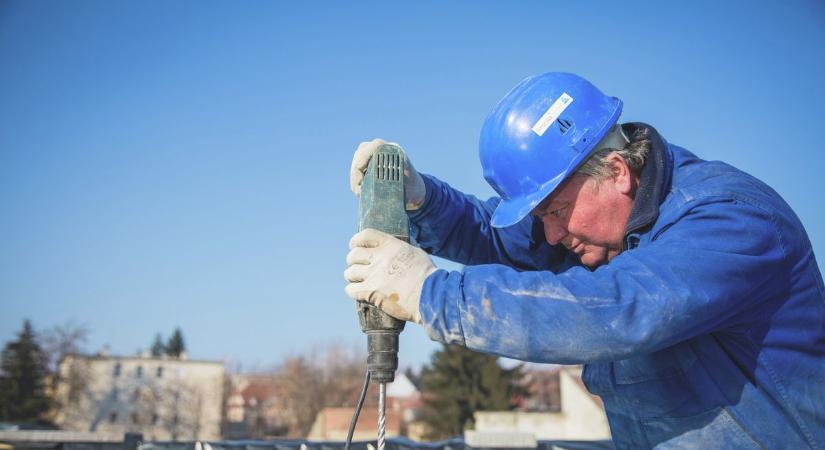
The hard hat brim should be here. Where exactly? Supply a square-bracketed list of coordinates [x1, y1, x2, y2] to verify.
[489, 173, 565, 228]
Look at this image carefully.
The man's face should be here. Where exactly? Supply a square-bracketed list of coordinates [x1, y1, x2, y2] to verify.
[531, 167, 636, 268]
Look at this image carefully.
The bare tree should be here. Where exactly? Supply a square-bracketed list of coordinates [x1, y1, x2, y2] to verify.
[45, 325, 91, 423]
[276, 355, 326, 438]
[59, 358, 92, 410]
[270, 342, 368, 438]
[52, 356, 108, 432]
[319, 344, 367, 408]
[42, 321, 89, 373]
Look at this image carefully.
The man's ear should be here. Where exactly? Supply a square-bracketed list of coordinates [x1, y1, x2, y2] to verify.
[607, 153, 634, 195]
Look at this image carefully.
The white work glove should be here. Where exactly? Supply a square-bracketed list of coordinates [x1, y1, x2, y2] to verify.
[350, 138, 427, 211]
[344, 229, 437, 324]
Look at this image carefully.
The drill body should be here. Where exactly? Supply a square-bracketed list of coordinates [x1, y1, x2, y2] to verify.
[357, 144, 408, 383]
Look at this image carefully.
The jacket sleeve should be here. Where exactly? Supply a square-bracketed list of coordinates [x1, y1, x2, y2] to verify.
[408, 174, 574, 272]
[419, 196, 789, 364]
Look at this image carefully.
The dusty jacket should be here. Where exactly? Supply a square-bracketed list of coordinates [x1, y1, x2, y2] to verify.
[409, 124, 825, 449]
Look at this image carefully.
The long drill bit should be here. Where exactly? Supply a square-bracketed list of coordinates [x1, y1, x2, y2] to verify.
[378, 382, 386, 450]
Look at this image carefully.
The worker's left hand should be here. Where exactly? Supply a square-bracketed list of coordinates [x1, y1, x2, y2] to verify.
[344, 229, 437, 324]
[350, 139, 427, 210]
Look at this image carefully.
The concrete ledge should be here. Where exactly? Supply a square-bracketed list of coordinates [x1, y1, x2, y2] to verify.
[0, 430, 124, 443]
[464, 430, 538, 448]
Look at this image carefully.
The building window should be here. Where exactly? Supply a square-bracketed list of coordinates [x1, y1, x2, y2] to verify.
[130, 412, 139, 424]
[113, 363, 121, 377]
[156, 366, 163, 378]
[151, 413, 159, 425]
[136, 366, 143, 378]
[109, 412, 118, 423]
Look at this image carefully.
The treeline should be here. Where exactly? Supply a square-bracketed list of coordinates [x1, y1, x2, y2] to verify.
[0, 319, 189, 425]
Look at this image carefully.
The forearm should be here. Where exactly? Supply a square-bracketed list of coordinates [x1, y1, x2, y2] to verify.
[419, 265, 627, 364]
[409, 174, 565, 270]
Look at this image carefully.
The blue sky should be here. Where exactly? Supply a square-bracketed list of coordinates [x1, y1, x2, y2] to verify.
[2, 0, 824, 370]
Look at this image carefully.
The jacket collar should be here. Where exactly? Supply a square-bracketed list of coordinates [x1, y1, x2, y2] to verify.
[623, 123, 673, 239]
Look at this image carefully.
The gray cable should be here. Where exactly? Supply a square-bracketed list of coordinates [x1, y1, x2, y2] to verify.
[345, 370, 371, 450]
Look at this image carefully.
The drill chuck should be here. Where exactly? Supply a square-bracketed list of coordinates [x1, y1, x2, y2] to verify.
[357, 301, 404, 383]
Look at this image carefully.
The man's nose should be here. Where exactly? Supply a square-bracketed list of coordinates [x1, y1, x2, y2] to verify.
[543, 218, 567, 245]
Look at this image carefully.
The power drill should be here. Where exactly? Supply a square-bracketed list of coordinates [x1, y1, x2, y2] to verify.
[349, 143, 408, 450]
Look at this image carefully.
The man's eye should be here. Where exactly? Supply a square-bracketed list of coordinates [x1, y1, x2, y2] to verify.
[533, 202, 568, 219]
[549, 205, 567, 218]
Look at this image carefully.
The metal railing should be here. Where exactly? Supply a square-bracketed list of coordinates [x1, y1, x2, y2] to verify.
[0, 431, 613, 450]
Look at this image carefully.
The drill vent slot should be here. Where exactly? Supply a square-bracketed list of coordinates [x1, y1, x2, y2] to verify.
[375, 152, 401, 181]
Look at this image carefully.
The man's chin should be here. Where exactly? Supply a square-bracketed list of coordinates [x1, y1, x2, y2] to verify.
[580, 251, 609, 268]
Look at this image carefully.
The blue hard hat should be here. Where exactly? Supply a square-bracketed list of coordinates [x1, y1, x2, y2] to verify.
[479, 72, 622, 228]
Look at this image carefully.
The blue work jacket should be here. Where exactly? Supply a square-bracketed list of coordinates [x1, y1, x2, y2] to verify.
[408, 124, 825, 449]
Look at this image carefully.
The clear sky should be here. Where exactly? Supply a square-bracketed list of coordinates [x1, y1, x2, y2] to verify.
[2, 0, 824, 370]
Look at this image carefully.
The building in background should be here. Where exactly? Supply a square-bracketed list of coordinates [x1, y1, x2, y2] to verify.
[473, 366, 610, 442]
[518, 368, 561, 412]
[222, 374, 289, 439]
[307, 407, 402, 442]
[307, 373, 422, 441]
[385, 373, 425, 439]
[53, 350, 224, 441]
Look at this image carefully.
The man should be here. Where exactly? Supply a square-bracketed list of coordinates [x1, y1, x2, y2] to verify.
[344, 72, 825, 449]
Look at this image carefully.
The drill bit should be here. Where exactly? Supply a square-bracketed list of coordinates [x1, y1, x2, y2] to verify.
[378, 382, 386, 450]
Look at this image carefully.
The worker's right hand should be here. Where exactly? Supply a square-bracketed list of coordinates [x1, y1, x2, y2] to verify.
[350, 139, 427, 211]
[344, 228, 438, 323]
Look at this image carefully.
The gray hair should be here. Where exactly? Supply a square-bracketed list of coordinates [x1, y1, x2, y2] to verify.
[575, 125, 651, 180]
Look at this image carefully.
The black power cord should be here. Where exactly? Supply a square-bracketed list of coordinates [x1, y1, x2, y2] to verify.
[344, 370, 371, 450]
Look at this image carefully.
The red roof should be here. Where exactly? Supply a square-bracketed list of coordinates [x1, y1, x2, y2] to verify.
[314, 407, 402, 439]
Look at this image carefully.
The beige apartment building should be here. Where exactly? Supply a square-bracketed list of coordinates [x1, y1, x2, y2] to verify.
[471, 366, 611, 442]
[53, 350, 224, 441]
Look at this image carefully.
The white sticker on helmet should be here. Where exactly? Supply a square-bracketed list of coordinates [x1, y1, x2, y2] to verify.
[531, 93, 573, 137]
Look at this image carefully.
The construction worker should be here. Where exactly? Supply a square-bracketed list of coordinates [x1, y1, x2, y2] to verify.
[344, 72, 825, 449]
